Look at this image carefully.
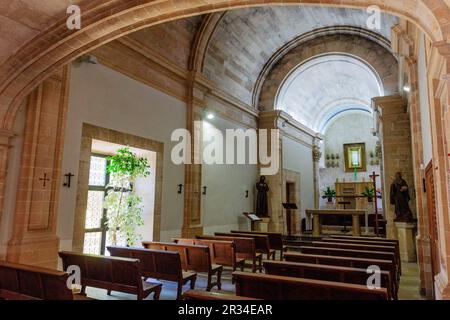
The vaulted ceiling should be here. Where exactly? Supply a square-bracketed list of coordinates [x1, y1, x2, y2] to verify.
[276, 54, 383, 132]
[203, 6, 398, 107]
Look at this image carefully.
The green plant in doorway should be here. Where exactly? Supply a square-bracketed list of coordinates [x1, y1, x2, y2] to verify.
[103, 147, 150, 247]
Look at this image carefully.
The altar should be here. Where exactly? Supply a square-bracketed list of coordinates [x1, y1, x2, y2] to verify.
[306, 209, 366, 237]
[335, 180, 374, 210]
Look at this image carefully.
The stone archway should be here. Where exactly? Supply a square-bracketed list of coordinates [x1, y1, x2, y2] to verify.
[257, 33, 399, 111]
[0, 0, 446, 132]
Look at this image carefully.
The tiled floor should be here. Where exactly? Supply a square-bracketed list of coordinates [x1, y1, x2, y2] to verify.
[86, 262, 425, 300]
[398, 262, 425, 300]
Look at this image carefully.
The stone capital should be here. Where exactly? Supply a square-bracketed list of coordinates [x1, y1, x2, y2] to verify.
[312, 145, 322, 162]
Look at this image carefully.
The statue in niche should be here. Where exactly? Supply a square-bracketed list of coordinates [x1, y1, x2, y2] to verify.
[390, 172, 414, 222]
[256, 176, 269, 218]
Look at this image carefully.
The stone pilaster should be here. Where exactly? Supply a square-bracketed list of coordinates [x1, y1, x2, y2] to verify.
[312, 139, 322, 209]
[431, 41, 450, 300]
[182, 72, 206, 238]
[373, 96, 416, 240]
[258, 111, 284, 233]
[6, 67, 70, 268]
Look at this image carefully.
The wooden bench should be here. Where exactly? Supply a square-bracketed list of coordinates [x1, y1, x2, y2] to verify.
[142, 242, 222, 291]
[107, 246, 196, 299]
[216, 232, 275, 260]
[182, 289, 260, 300]
[233, 271, 388, 300]
[197, 235, 262, 273]
[284, 252, 398, 294]
[173, 238, 245, 271]
[230, 230, 284, 260]
[0, 261, 76, 300]
[312, 241, 401, 275]
[59, 251, 162, 300]
[324, 236, 401, 267]
[290, 246, 399, 281]
[264, 260, 396, 300]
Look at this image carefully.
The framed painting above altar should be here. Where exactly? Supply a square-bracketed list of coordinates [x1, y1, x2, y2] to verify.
[344, 143, 366, 172]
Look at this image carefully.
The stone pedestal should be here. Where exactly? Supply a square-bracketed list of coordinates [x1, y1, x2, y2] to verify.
[395, 221, 417, 262]
[256, 218, 270, 232]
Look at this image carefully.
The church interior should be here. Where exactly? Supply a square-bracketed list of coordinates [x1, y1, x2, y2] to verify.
[0, 1, 449, 302]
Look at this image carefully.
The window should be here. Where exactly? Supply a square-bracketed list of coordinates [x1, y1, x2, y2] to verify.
[83, 154, 131, 255]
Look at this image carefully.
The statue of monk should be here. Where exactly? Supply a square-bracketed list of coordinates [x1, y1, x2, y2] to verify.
[256, 176, 269, 218]
[390, 172, 413, 222]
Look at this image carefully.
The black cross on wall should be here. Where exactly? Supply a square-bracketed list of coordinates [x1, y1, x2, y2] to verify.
[39, 172, 50, 188]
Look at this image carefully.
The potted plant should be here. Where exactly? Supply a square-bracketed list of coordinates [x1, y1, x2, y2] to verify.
[103, 147, 150, 247]
[362, 186, 375, 202]
[322, 187, 336, 203]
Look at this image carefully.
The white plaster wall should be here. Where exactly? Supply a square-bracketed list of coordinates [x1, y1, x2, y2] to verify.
[319, 112, 381, 207]
[282, 136, 315, 221]
[0, 104, 26, 258]
[57, 62, 186, 250]
[418, 34, 433, 164]
[201, 117, 258, 234]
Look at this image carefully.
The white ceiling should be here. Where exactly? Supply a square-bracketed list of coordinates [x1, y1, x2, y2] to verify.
[275, 54, 382, 132]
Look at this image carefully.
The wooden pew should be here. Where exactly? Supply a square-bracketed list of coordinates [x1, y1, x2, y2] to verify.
[230, 230, 284, 260]
[215, 232, 275, 260]
[59, 251, 162, 300]
[233, 271, 388, 300]
[107, 246, 196, 299]
[284, 252, 398, 294]
[311, 241, 401, 275]
[287, 246, 399, 280]
[197, 235, 262, 273]
[182, 289, 260, 300]
[263, 260, 395, 300]
[141, 242, 222, 291]
[0, 261, 75, 300]
[173, 238, 245, 271]
[324, 236, 401, 268]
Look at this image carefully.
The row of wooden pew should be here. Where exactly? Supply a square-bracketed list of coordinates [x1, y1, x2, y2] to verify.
[183, 233, 401, 300]
[0, 231, 401, 301]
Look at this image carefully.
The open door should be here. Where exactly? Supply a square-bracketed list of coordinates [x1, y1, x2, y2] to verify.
[425, 161, 439, 298]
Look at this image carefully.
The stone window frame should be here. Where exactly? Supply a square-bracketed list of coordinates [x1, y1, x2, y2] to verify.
[72, 123, 163, 252]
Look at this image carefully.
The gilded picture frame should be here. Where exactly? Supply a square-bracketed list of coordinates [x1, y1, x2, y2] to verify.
[343, 143, 366, 172]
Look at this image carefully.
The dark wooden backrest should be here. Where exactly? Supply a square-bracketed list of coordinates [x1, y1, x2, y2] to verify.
[264, 260, 394, 300]
[196, 235, 256, 259]
[328, 235, 399, 246]
[174, 238, 236, 267]
[59, 251, 143, 292]
[0, 261, 73, 300]
[284, 252, 397, 287]
[323, 237, 400, 261]
[311, 241, 400, 269]
[233, 271, 388, 300]
[183, 290, 260, 300]
[142, 241, 211, 273]
[230, 230, 283, 250]
[215, 232, 270, 253]
[297, 246, 397, 267]
[108, 246, 183, 282]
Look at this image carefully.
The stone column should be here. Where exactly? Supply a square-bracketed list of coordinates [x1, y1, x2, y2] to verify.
[312, 139, 322, 209]
[6, 67, 70, 268]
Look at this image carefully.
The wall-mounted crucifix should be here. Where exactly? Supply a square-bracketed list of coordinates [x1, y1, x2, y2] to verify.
[39, 172, 50, 188]
[63, 173, 75, 188]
